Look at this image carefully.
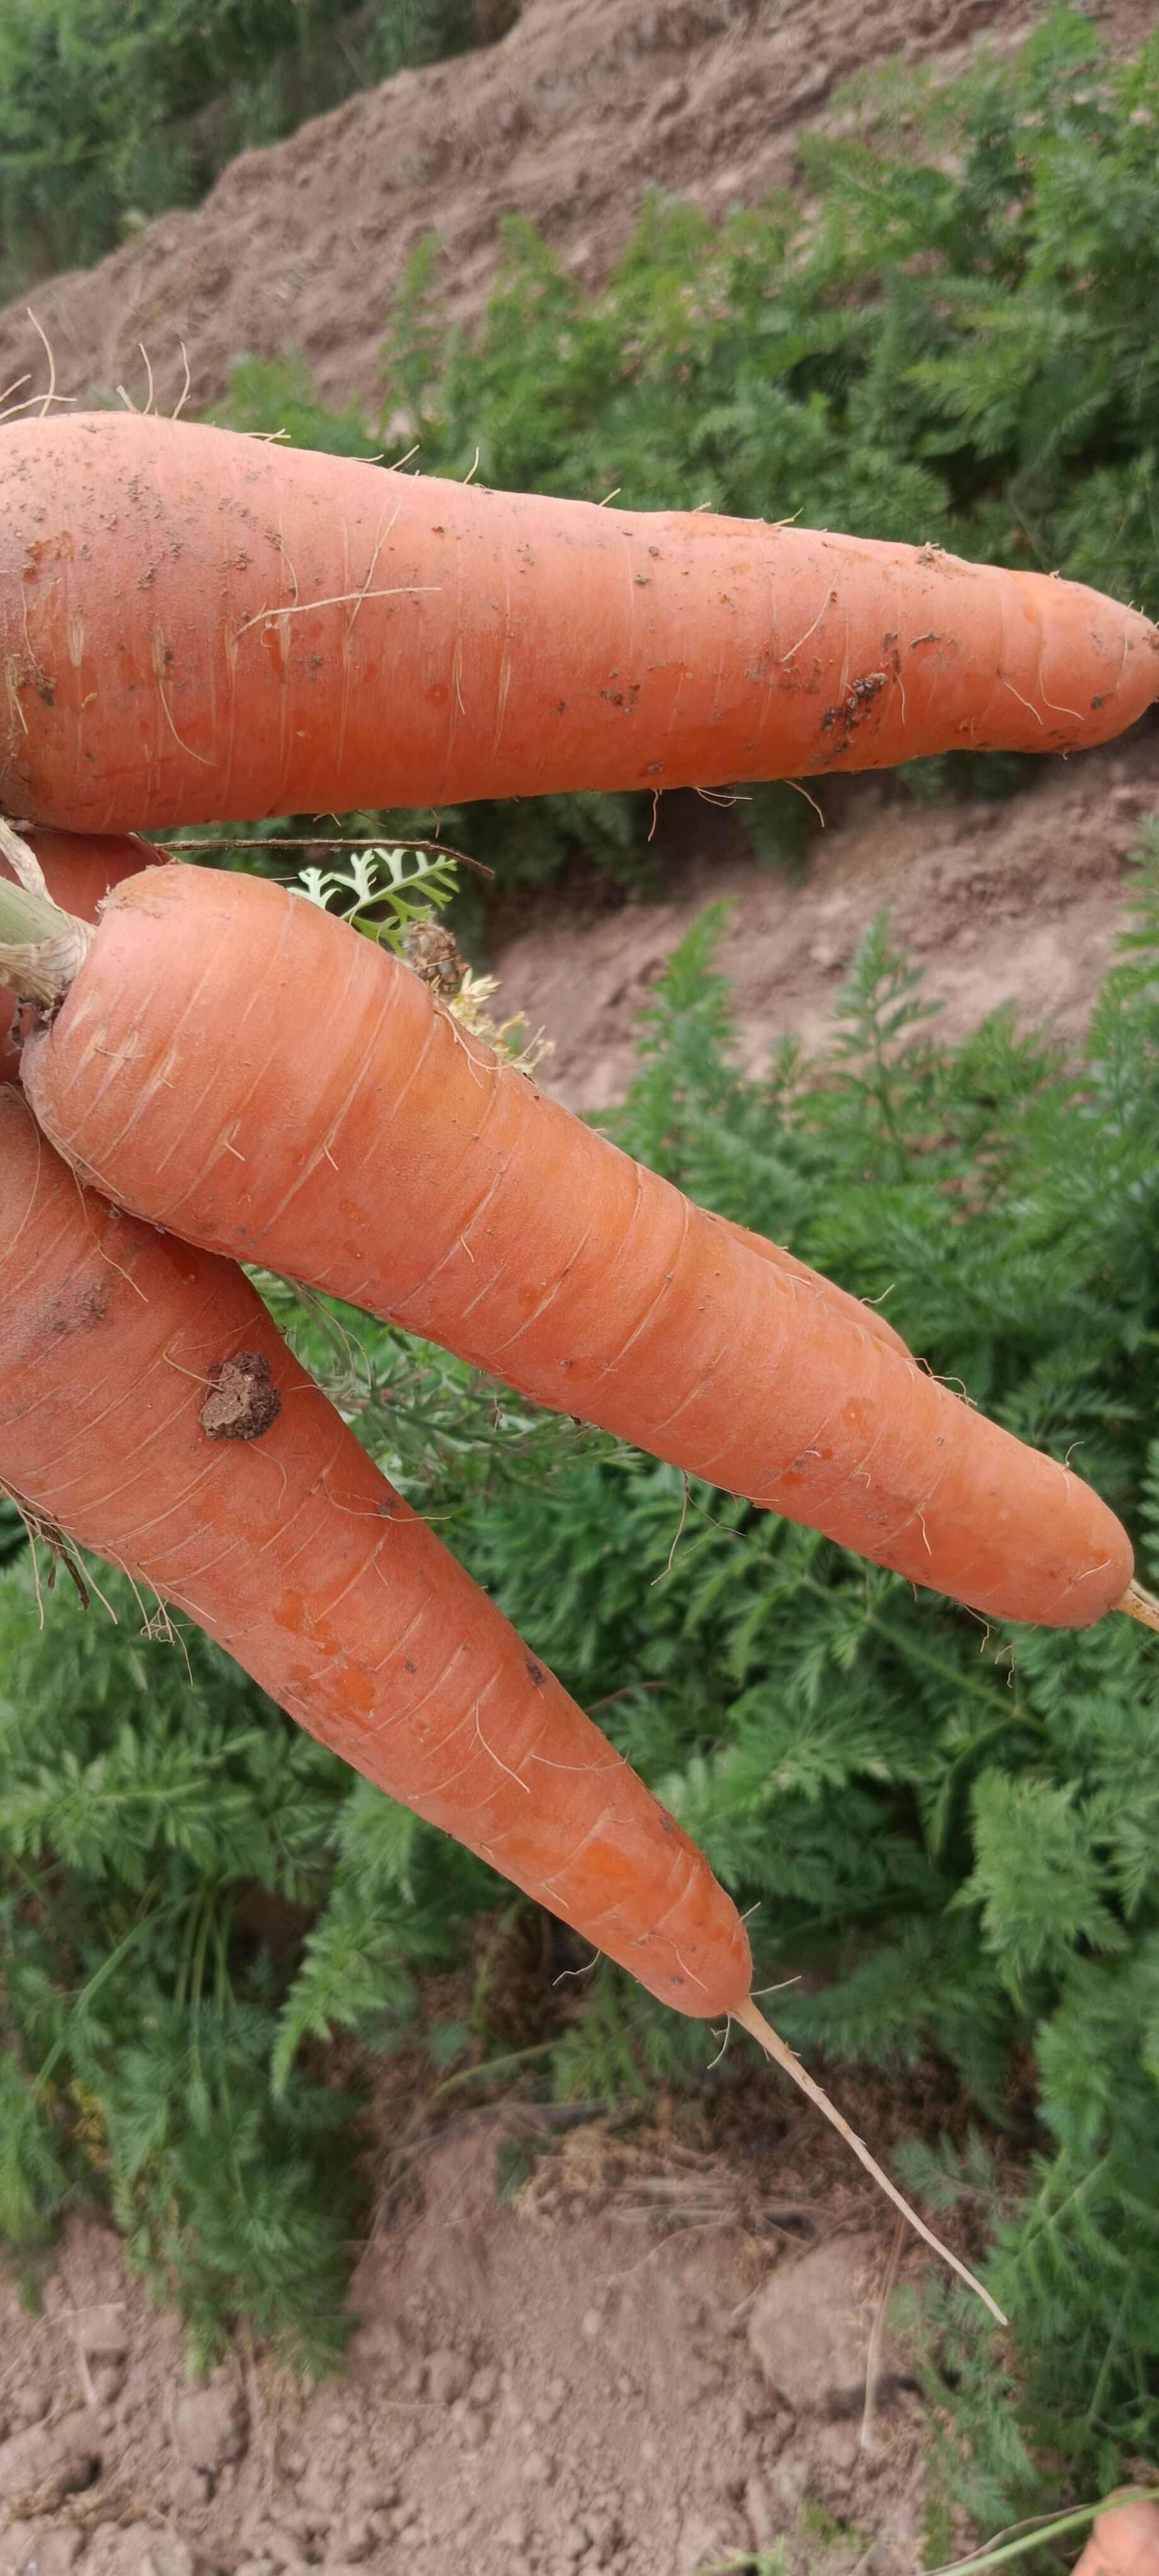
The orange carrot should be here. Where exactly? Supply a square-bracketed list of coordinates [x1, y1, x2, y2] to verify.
[9, 857, 1133, 1631]
[0, 413, 1155, 833]
[0, 1085, 1005, 2315]
[0, 1083, 742, 2017]
[0, 829, 155, 1082]
[710, 1209, 910, 1359]
[0, 823, 907, 1361]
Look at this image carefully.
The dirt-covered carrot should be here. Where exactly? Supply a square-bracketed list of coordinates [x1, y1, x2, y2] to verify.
[8, 857, 1133, 1631]
[0, 412, 1155, 833]
[0, 1085, 1003, 2317]
[0, 828, 156, 1081]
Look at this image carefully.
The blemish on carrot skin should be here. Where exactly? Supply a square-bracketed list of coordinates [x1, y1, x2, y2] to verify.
[525, 1658, 545, 1687]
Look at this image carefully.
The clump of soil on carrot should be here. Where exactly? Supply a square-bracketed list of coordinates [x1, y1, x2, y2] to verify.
[199, 1350, 282, 1443]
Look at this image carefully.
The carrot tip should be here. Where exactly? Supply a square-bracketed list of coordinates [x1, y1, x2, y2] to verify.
[1116, 1580, 1159, 1633]
[733, 1995, 1007, 2327]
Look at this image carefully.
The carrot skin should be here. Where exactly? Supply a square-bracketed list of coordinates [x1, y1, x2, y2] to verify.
[21, 864, 1134, 1629]
[710, 1210, 910, 1360]
[1, 414, 1156, 832]
[0, 1087, 749, 2017]
[0, 830, 156, 1081]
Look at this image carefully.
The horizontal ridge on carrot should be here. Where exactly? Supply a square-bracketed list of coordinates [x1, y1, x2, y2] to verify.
[12, 857, 1134, 1630]
[1, 413, 1155, 833]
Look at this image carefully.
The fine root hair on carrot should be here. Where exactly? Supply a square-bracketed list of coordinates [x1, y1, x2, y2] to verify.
[999, 672, 1045, 729]
[1037, 676, 1083, 723]
[784, 777, 826, 826]
[553, 1952, 602, 1987]
[781, 586, 837, 664]
[0, 1475, 98, 1621]
[652, 1474, 691, 1587]
[237, 580, 443, 636]
[153, 646, 215, 768]
[173, 341, 192, 423]
[0, 1478, 49, 1625]
[1117, 1578, 1159, 1633]
[474, 1700, 532, 1794]
[284, 1280, 371, 1405]
[141, 1599, 194, 1678]
[116, 343, 157, 419]
[25, 310, 71, 425]
[732, 1996, 1007, 2324]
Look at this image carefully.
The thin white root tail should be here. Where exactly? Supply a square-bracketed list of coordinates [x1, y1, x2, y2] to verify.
[732, 1996, 1007, 2327]
[1117, 1580, 1159, 1634]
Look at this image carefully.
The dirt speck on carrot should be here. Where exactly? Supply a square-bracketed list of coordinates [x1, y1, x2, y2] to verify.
[199, 1349, 282, 1442]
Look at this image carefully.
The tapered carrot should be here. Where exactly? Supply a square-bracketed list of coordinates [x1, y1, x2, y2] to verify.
[0, 1084, 742, 2017]
[0, 413, 1155, 833]
[8, 856, 1134, 1631]
[0, 1085, 1004, 2317]
[0, 820, 908, 1361]
[0, 829, 155, 1082]
[711, 1210, 910, 1359]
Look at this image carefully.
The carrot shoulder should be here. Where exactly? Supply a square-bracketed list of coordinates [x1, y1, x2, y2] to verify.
[1, 412, 1155, 832]
[16, 861, 1134, 1631]
[0, 829, 154, 1082]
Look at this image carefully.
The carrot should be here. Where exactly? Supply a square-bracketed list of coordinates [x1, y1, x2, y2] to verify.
[710, 1209, 910, 1359]
[1, 413, 1155, 834]
[8, 855, 1134, 1631]
[0, 1084, 1004, 2318]
[0, 829, 155, 1082]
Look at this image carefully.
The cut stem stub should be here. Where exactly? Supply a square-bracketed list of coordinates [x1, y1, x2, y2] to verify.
[0, 819, 90, 1007]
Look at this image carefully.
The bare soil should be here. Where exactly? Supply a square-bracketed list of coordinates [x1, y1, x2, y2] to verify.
[0, 2070, 965, 2576]
[494, 729, 1159, 1111]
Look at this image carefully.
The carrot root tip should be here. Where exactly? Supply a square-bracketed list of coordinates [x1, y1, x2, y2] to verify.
[733, 1996, 1007, 2327]
[1116, 1580, 1159, 1633]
